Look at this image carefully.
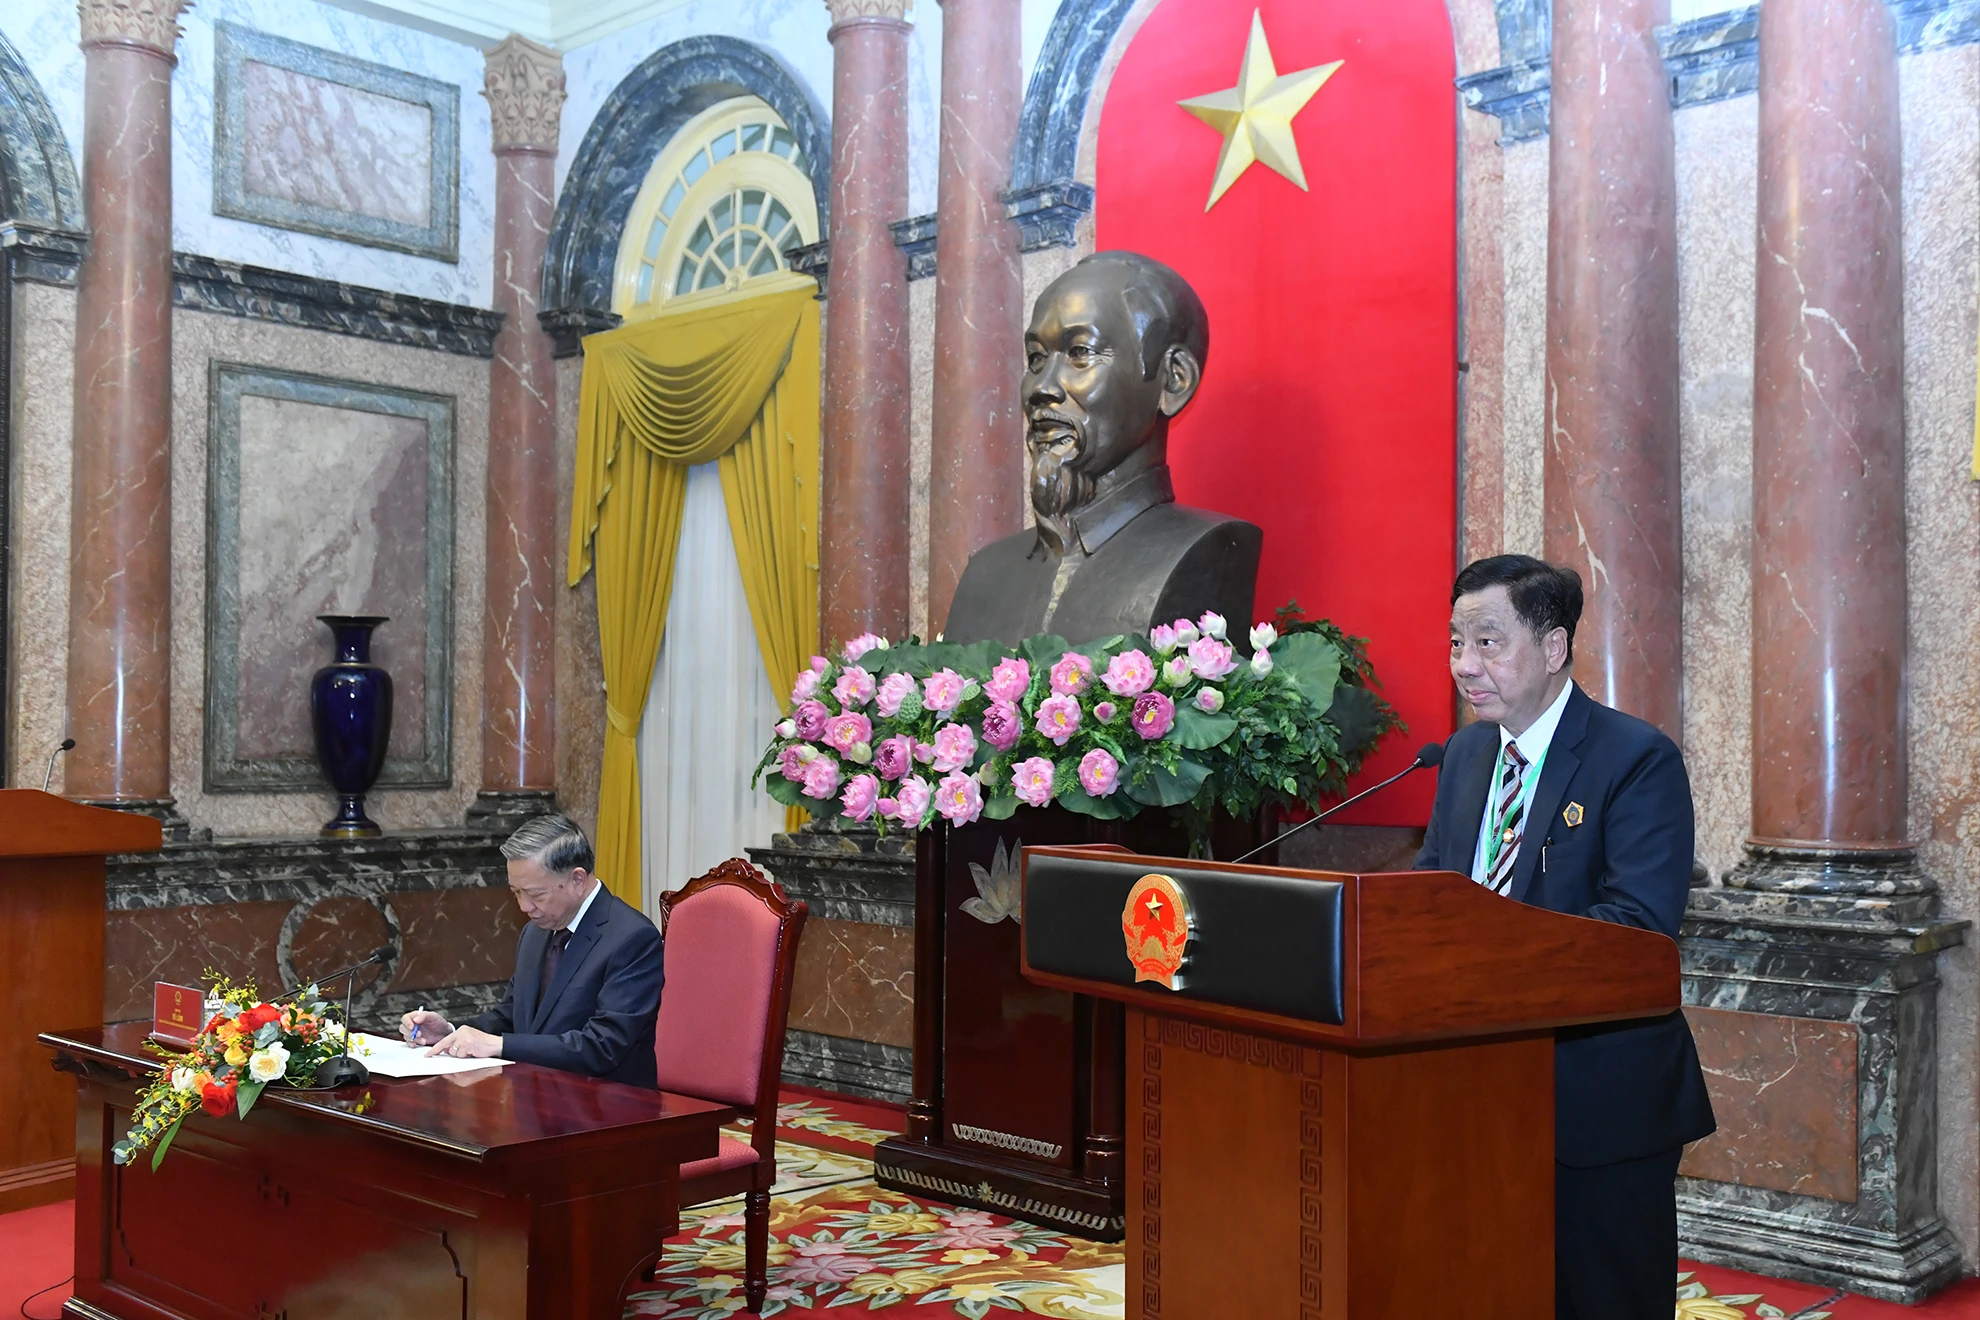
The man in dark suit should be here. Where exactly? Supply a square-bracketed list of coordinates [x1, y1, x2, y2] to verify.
[400, 814, 664, 1088]
[1414, 555, 1715, 1320]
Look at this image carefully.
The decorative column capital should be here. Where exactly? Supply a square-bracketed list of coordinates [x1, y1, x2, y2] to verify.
[78, 0, 191, 57]
[825, 0, 915, 26]
[483, 34, 566, 154]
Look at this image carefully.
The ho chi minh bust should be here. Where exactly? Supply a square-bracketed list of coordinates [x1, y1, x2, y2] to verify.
[942, 251, 1263, 647]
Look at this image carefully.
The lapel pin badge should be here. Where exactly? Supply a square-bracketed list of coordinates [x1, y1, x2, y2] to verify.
[1563, 802, 1585, 827]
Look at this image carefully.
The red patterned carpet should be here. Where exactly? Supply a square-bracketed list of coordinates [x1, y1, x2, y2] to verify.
[7, 1091, 1980, 1318]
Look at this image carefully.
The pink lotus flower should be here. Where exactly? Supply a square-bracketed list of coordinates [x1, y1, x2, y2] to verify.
[824, 712, 873, 754]
[841, 773, 880, 822]
[980, 699, 1022, 751]
[1172, 618, 1201, 646]
[882, 775, 934, 830]
[873, 734, 914, 781]
[1150, 623, 1179, 656]
[1250, 648, 1275, 678]
[775, 718, 796, 739]
[800, 755, 843, 800]
[914, 741, 936, 764]
[1249, 622, 1278, 651]
[985, 657, 1031, 703]
[1195, 686, 1226, 713]
[793, 699, 831, 739]
[1131, 691, 1176, 741]
[1161, 655, 1194, 687]
[782, 1240, 869, 1283]
[934, 771, 984, 825]
[875, 671, 917, 717]
[843, 632, 888, 662]
[924, 668, 968, 714]
[1049, 652, 1094, 696]
[930, 1220, 1024, 1249]
[1102, 649, 1157, 697]
[778, 746, 809, 782]
[1093, 701, 1118, 723]
[931, 723, 978, 773]
[1011, 757, 1056, 807]
[1196, 611, 1228, 640]
[833, 665, 876, 708]
[1078, 748, 1120, 797]
[792, 667, 824, 702]
[1034, 694, 1083, 746]
[1189, 636, 1238, 681]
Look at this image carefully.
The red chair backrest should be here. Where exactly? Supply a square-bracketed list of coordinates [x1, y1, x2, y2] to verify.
[654, 859, 807, 1124]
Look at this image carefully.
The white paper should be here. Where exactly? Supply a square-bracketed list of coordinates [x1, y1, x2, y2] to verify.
[350, 1032, 514, 1078]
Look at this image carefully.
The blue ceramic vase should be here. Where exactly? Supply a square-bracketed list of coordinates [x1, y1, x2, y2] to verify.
[310, 615, 394, 838]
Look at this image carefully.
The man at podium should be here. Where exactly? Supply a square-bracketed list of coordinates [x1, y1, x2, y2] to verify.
[1415, 555, 1715, 1320]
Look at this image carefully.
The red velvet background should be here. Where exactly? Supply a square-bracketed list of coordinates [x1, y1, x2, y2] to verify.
[1095, 0, 1458, 824]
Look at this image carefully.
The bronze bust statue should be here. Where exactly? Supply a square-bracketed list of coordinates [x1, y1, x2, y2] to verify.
[943, 251, 1263, 646]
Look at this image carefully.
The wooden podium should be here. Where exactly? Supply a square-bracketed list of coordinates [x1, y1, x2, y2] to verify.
[0, 792, 161, 1213]
[1019, 846, 1682, 1319]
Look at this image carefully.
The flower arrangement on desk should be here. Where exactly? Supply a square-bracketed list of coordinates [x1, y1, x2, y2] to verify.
[753, 605, 1399, 847]
[114, 977, 351, 1171]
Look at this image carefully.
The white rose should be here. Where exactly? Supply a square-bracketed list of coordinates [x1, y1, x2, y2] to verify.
[1249, 623, 1278, 651]
[1250, 649, 1275, 678]
[248, 1043, 290, 1083]
[170, 1066, 198, 1094]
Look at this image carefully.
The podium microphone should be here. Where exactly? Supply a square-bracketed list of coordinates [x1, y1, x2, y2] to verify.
[41, 738, 75, 793]
[293, 945, 393, 1089]
[1229, 741, 1445, 866]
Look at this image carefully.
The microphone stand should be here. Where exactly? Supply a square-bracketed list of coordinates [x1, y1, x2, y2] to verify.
[1229, 743, 1445, 866]
[305, 954, 389, 1089]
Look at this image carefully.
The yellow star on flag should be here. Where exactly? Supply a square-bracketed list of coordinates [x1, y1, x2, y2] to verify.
[1178, 10, 1343, 210]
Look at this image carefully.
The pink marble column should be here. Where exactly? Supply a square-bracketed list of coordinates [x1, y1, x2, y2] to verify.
[1742, 0, 1913, 882]
[1541, 0, 1682, 739]
[65, 0, 189, 823]
[820, 0, 914, 650]
[925, 0, 1024, 636]
[473, 36, 566, 828]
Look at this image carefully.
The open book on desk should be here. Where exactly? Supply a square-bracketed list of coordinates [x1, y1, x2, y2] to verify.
[352, 1032, 516, 1078]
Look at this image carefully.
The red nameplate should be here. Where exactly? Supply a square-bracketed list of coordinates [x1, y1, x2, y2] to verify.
[151, 982, 205, 1047]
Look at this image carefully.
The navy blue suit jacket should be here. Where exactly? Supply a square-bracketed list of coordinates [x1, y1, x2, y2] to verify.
[467, 887, 664, 1088]
[1414, 683, 1716, 1167]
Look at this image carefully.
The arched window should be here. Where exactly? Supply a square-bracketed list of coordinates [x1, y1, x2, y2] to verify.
[613, 96, 821, 319]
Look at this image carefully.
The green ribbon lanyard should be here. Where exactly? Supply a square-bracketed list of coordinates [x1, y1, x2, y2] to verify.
[1481, 742, 1547, 878]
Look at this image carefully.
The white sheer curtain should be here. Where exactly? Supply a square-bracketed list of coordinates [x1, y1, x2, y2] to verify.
[637, 461, 788, 916]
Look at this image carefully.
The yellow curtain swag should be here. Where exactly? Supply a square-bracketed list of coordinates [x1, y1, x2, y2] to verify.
[568, 280, 821, 900]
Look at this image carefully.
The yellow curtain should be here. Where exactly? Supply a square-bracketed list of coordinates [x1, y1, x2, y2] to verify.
[569, 280, 820, 902]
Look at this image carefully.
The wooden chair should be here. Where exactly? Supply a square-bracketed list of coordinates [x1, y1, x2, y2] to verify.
[654, 857, 809, 1314]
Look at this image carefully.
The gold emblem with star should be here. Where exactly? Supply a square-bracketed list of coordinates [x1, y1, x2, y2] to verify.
[1178, 9, 1344, 210]
[1121, 872, 1194, 990]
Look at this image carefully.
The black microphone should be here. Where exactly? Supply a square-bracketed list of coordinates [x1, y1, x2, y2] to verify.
[41, 738, 75, 793]
[282, 945, 393, 1000]
[305, 945, 394, 1089]
[1229, 742, 1446, 865]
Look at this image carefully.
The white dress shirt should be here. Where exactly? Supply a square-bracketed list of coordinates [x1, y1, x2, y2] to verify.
[1469, 679, 1575, 886]
[561, 877, 603, 936]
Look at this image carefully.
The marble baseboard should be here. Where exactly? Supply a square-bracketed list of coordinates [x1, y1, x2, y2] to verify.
[782, 1028, 913, 1106]
[1677, 1195, 1962, 1303]
[104, 829, 521, 1021]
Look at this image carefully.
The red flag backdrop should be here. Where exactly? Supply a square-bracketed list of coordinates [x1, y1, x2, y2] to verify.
[1095, 0, 1459, 825]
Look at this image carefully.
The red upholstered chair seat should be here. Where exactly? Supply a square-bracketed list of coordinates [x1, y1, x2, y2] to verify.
[653, 859, 808, 1315]
[682, 1134, 762, 1182]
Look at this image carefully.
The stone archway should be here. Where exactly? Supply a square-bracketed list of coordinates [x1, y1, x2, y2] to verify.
[539, 36, 829, 352]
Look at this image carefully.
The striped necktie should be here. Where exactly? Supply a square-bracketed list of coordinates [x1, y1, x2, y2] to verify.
[1484, 743, 1530, 895]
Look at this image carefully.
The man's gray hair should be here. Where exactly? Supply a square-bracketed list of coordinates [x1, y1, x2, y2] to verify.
[500, 813, 594, 876]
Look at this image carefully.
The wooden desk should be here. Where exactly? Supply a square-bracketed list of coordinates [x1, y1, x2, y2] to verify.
[1, 793, 161, 1213]
[42, 1023, 728, 1320]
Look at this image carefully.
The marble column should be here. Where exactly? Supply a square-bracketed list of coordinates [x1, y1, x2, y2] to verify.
[1732, 0, 1920, 900]
[925, 0, 1024, 635]
[471, 35, 566, 831]
[65, 0, 189, 827]
[1541, 0, 1682, 738]
[820, 0, 914, 650]
[1679, 3, 1963, 1297]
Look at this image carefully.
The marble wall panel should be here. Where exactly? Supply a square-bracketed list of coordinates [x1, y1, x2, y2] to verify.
[553, 353, 605, 840]
[1673, 94, 1757, 879]
[168, 309, 488, 835]
[386, 884, 522, 992]
[1680, 1007, 1860, 1202]
[8, 282, 75, 792]
[104, 899, 292, 1020]
[788, 916, 914, 1049]
[208, 368, 452, 788]
[1899, 41, 1980, 1260]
